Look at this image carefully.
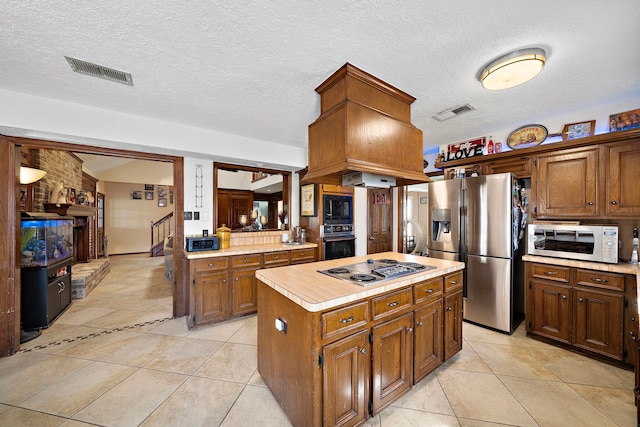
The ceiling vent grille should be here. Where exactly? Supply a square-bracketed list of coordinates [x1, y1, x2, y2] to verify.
[432, 103, 475, 122]
[65, 56, 133, 86]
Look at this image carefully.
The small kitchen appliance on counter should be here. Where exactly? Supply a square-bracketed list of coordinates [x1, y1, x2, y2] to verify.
[186, 236, 219, 252]
[318, 258, 436, 286]
[527, 223, 618, 264]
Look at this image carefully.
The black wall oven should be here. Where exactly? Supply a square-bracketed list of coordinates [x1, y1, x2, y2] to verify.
[322, 194, 352, 224]
[322, 224, 355, 260]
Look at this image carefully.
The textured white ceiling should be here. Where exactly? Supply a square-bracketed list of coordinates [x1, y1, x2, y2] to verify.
[2, 1, 639, 151]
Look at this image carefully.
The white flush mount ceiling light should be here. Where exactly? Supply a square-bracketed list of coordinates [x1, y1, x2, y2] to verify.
[480, 48, 546, 90]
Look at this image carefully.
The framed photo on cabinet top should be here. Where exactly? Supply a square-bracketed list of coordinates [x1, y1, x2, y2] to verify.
[609, 108, 640, 132]
[562, 120, 595, 140]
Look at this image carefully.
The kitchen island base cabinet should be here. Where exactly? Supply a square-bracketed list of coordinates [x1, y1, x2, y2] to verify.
[257, 259, 464, 427]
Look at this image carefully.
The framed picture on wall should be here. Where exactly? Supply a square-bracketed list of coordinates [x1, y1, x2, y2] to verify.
[158, 197, 167, 207]
[145, 184, 154, 191]
[300, 183, 317, 217]
[157, 185, 167, 198]
[131, 190, 142, 200]
[145, 191, 154, 200]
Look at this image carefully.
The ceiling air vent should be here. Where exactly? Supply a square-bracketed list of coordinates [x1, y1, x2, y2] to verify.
[65, 56, 133, 86]
[432, 103, 475, 122]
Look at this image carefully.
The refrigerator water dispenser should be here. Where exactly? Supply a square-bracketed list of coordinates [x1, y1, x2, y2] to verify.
[431, 208, 451, 242]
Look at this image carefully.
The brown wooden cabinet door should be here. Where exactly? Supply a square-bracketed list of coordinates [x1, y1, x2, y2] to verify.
[414, 300, 443, 383]
[605, 141, 640, 216]
[371, 312, 413, 413]
[231, 269, 258, 316]
[194, 272, 229, 325]
[531, 281, 572, 344]
[443, 290, 463, 360]
[536, 147, 599, 217]
[574, 288, 624, 360]
[323, 330, 369, 427]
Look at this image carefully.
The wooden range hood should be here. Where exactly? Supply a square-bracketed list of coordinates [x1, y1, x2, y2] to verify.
[303, 63, 431, 187]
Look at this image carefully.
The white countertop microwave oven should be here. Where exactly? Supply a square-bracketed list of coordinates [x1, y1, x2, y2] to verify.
[527, 223, 618, 264]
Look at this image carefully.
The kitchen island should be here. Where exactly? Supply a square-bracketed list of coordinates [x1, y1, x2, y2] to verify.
[256, 252, 464, 427]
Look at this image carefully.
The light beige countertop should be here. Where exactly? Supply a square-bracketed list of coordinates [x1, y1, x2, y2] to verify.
[184, 242, 317, 259]
[522, 254, 639, 275]
[256, 252, 465, 312]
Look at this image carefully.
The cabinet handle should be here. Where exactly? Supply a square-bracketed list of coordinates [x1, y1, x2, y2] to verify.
[222, 279, 227, 283]
[611, 200, 618, 205]
[449, 279, 459, 285]
[630, 332, 639, 342]
[207, 263, 215, 267]
[340, 316, 354, 323]
[235, 278, 239, 281]
[425, 288, 434, 293]
[588, 201, 594, 206]
[544, 271, 557, 276]
[387, 301, 399, 307]
[562, 295, 567, 299]
[417, 321, 423, 327]
[408, 328, 413, 333]
[243, 259, 248, 263]
[578, 297, 584, 302]
[591, 277, 608, 283]
[446, 306, 452, 311]
[360, 348, 367, 355]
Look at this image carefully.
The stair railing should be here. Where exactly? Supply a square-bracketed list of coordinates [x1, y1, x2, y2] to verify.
[150, 212, 174, 256]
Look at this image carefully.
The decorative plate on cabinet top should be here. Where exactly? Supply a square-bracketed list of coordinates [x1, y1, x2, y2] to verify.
[506, 124, 548, 149]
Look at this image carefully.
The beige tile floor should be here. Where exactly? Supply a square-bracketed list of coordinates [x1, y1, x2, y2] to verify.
[0, 253, 636, 426]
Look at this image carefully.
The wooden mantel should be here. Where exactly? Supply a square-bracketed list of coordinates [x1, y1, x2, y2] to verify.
[67, 204, 97, 217]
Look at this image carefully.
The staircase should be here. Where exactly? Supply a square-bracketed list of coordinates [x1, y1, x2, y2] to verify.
[150, 212, 174, 257]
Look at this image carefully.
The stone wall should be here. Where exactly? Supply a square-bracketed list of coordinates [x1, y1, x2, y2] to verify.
[32, 150, 83, 212]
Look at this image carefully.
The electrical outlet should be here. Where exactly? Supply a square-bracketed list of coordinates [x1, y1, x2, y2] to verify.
[184, 211, 192, 220]
[194, 211, 200, 220]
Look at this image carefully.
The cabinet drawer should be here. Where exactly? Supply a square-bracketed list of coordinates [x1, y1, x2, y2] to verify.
[443, 272, 463, 292]
[414, 277, 443, 304]
[290, 248, 315, 264]
[371, 288, 412, 321]
[322, 301, 369, 341]
[264, 251, 290, 268]
[231, 254, 262, 269]
[193, 257, 229, 273]
[576, 269, 624, 292]
[531, 264, 570, 283]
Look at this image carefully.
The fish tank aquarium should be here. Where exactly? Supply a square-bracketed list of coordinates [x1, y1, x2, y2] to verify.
[20, 213, 74, 268]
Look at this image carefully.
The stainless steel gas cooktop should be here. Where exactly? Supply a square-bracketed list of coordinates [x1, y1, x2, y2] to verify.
[318, 258, 436, 286]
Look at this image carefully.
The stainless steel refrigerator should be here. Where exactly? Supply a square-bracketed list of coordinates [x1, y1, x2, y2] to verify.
[427, 173, 526, 334]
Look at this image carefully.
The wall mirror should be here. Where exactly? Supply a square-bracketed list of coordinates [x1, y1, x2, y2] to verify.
[214, 162, 291, 232]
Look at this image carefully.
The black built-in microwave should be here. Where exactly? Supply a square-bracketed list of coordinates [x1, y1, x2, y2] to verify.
[322, 194, 353, 224]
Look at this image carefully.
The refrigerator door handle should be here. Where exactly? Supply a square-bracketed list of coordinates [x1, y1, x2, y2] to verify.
[459, 188, 467, 254]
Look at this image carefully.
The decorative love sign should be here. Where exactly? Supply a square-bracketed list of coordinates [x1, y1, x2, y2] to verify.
[441, 137, 486, 162]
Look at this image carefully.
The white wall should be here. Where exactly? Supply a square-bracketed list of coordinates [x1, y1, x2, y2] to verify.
[104, 181, 174, 254]
[183, 158, 214, 238]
